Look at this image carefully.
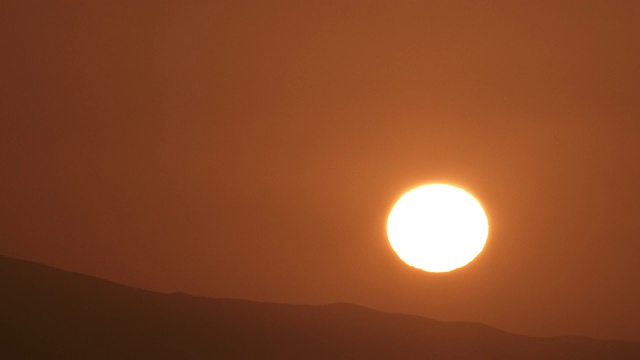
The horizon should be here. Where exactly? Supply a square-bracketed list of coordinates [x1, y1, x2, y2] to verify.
[2, 252, 638, 345]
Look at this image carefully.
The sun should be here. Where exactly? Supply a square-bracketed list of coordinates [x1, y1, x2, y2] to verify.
[387, 184, 489, 273]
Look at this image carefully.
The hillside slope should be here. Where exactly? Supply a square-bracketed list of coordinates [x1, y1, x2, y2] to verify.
[1, 255, 638, 359]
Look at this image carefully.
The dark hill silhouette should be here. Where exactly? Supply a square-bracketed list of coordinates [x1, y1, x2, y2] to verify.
[1, 254, 638, 359]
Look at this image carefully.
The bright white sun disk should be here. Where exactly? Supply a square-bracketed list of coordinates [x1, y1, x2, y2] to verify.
[387, 184, 488, 272]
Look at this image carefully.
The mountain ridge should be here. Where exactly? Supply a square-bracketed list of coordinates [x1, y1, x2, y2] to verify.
[1, 254, 638, 359]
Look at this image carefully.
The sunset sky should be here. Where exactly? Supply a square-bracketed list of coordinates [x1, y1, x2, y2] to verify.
[2, 0, 639, 341]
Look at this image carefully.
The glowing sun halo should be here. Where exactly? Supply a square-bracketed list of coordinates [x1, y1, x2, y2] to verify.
[387, 184, 489, 273]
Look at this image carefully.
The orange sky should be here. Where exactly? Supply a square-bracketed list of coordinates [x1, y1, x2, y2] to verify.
[2, 0, 639, 341]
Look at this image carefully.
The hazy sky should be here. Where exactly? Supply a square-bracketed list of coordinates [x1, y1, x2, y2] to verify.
[2, 0, 639, 341]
